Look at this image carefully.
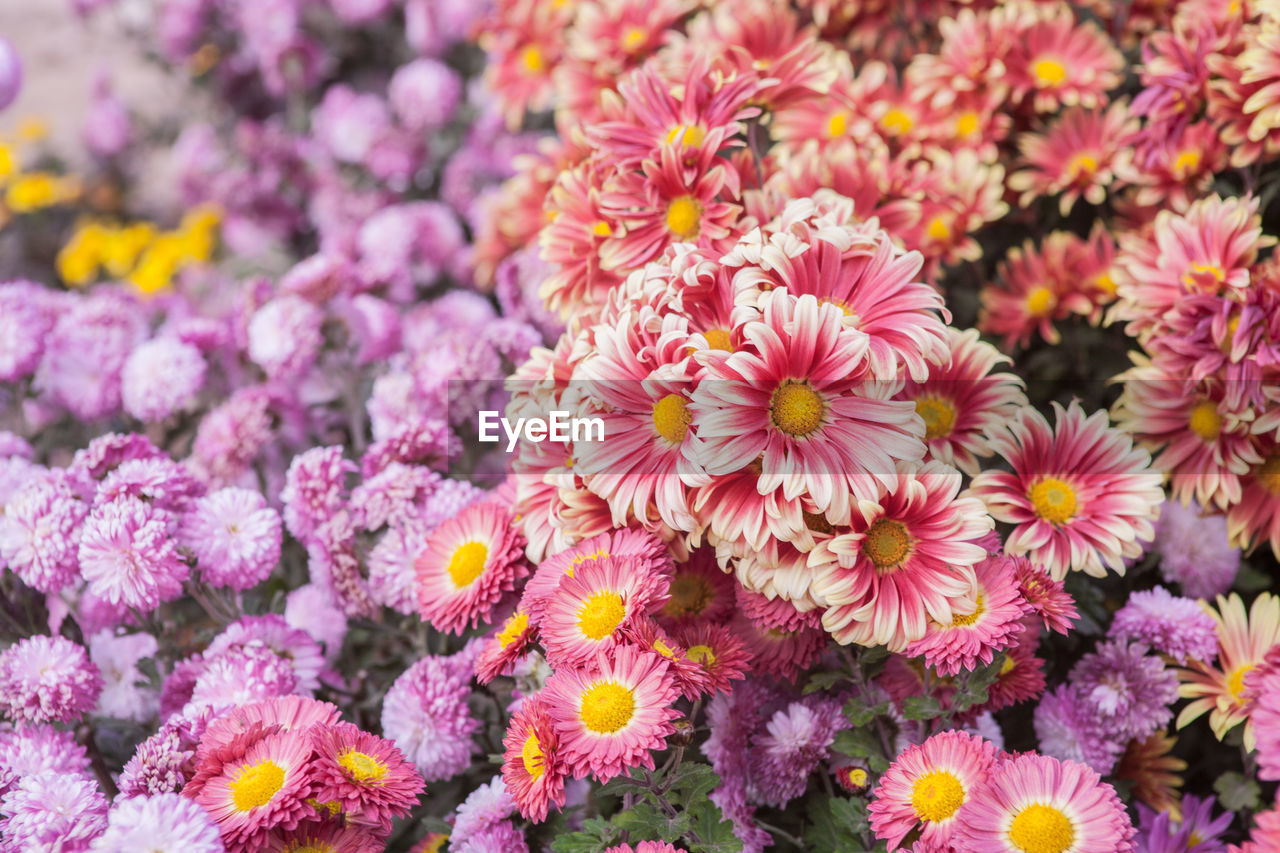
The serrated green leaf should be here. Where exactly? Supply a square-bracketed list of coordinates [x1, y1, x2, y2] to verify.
[833, 727, 881, 759]
[804, 670, 850, 694]
[901, 695, 943, 721]
[830, 796, 869, 835]
[668, 763, 721, 802]
[1214, 771, 1261, 812]
[686, 797, 744, 853]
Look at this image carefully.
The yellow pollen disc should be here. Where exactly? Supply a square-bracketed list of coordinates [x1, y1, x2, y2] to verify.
[686, 644, 716, 666]
[862, 518, 912, 571]
[1091, 270, 1117, 295]
[910, 770, 966, 822]
[770, 381, 825, 437]
[845, 767, 869, 788]
[521, 732, 545, 778]
[1183, 262, 1226, 289]
[1000, 655, 1017, 676]
[827, 111, 850, 138]
[955, 110, 980, 137]
[1256, 453, 1280, 494]
[666, 195, 703, 239]
[338, 749, 388, 783]
[926, 215, 952, 242]
[1032, 58, 1068, 87]
[307, 798, 341, 816]
[1025, 286, 1055, 317]
[579, 681, 636, 733]
[577, 591, 627, 640]
[1066, 153, 1099, 180]
[951, 594, 985, 627]
[621, 26, 647, 52]
[288, 844, 336, 853]
[701, 327, 734, 352]
[653, 639, 676, 659]
[590, 220, 612, 238]
[666, 124, 707, 147]
[521, 45, 545, 74]
[1228, 665, 1253, 701]
[652, 393, 692, 444]
[915, 395, 957, 440]
[1029, 477, 1078, 525]
[1008, 803, 1075, 853]
[880, 108, 914, 136]
[1189, 400, 1222, 442]
[446, 541, 489, 588]
[664, 574, 713, 617]
[1173, 149, 1201, 179]
[499, 611, 530, 649]
[231, 759, 286, 812]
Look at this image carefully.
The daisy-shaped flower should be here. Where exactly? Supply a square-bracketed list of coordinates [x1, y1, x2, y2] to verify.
[538, 161, 625, 320]
[982, 633, 1048, 712]
[952, 753, 1135, 853]
[262, 818, 384, 853]
[476, 610, 537, 685]
[540, 555, 669, 669]
[979, 232, 1095, 350]
[1004, 2, 1124, 113]
[1012, 555, 1078, 635]
[190, 729, 317, 849]
[1176, 592, 1280, 750]
[1226, 445, 1280, 557]
[812, 461, 994, 652]
[520, 526, 672, 624]
[415, 502, 529, 635]
[692, 290, 925, 523]
[905, 553, 1030, 676]
[674, 622, 751, 696]
[476, 0, 572, 127]
[970, 401, 1164, 580]
[542, 644, 679, 782]
[869, 730, 1000, 850]
[1114, 732, 1186, 820]
[501, 694, 568, 823]
[1008, 102, 1138, 215]
[310, 722, 424, 831]
[897, 327, 1028, 476]
[655, 549, 736, 631]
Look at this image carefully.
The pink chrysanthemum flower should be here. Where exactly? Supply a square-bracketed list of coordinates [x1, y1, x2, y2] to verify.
[1003, 2, 1124, 113]
[91, 792, 224, 853]
[729, 611, 827, 683]
[0, 635, 103, 724]
[281, 445, 355, 547]
[476, 609, 537, 685]
[1235, 798, 1280, 853]
[1008, 102, 1137, 215]
[605, 842, 687, 853]
[1011, 556, 1078, 636]
[983, 633, 1049, 712]
[979, 232, 1094, 350]
[1247, 647, 1280, 781]
[180, 487, 283, 590]
[78, 494, 189, 613]
[262, 818, 384, 853]
[311, 722, 424, 831]
[1, 771, 108, 852]
[540, 555, 669, 669]
[247, 295, 325, 382]
[381, 653, 480, 782]
[869, 730, 1000, 850]
[1208, 14, 1280, 168]
[692, 290, 926, 523]
[1176, 592, 1280, 750]
[501, 693, 568, 823]
[1153, 499, 1241, 599]
[191, 729, 317, 849]
[543, 644, 679, 782]
[952, 753, 1136, 853]
[121, 336, 207, 422]
[0, 470, 88, 594]
[520, 526, 672, 624]
[674, 622, 751, 696]
[656, 549, 736, 630]
[971, 401, 1164, 580]
[812, 461, 993, 651]
[897, 327, 1028, 476]
[905, 553, 1030, 676]
[415, 502, 528, 635]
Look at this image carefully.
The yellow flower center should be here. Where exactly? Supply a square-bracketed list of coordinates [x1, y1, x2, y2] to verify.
[1000, 655, 1017, 676]
[521, 45, 546, 74]
[1183, 262, 1226, 290]
[1026, 286, 1055, 317]
[231, 759, 286, 812]
[770, 381, 825, 437]
[287, 843, 336, 853]
[862, 518, 912, 571]
[652, 393, 692, 444]
[1228, 665, 1253, 701]
[338, 749, 387, 783]
[686, 644, 716, 666]
[620, 26, 647, 52]
[827, 111, 849, 138]
[666, 125, 707, 147]
[666, 195, 702, 239]
[880, 108, 914, 136]
[590, 220, 612, 238]
[579, 681, 636, 733]
[955, 110, 980, 138]
[702, 327, 734, 352]
[1172, 149, 1201, 179]
[1189, 400, 1221, 442]
[1029, 477, 1078, 525]
[926, 215, 952, 242]
[577, 591, 627, 640]
[664, 573, 713, 618]
[1008, 803, 1075, 853]
[446, 542, 489, 588]
[915, 395, 957, 440]
[844, 767, 869, 788]
[910, 770, 966, 822]
[521, 732, 545, 778]
[1066, 153, 1099, 181]
[1032, 58, 1068, 87]
[1255, 452, 1280, 494]
[951, 594, 985, 627]
[1091, 270, 1117, 295]
[498, 611, 530, 649]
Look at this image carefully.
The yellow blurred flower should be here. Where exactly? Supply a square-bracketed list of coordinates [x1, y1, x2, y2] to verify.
[6, 172, 79, 213]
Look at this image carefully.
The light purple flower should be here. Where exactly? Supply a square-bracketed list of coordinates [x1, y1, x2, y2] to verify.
[0, 36, 21, 110]
[121, 336, 206, 422]
[1033, 684, 1125, 774]
[345, 293, 403, 365]
[88, 629, 159, 722]
[389, 58, 462, 132]
[0, 281, 56, 382]
[96, 457, 205, 514]
[71, 432, 166, 482]
[281, 445, 353, 544]
[452, 777, 516, 846]
[206, 614, 324, 694]
[382, 653, 480, 781]
[328, 0, 394, 23]
[189, 386, 274, 487]
[367, 522, 428, 615]
[180, 487, 282, 590]
[118, 723, 195, 796]
[188, 640, 299, 713]
[0, 725, 92, 796]
[1110, 586, 1220, 665]
[279, 253, 350, 302]
[78, 495, 189, 613]
[313, 84, 393, 165]
[749, 696, 849, 808]
[34, 291, 145, 420]
[451, 821, 529, 853]
[91, 792, 223, 852]
[1154, 500, 1240, 599]
[0, 772, 107, 852]
[83, 72, 132, 159]
[0, 635, 103, 724]
[285, 583, 348, 659]
[350, 462, 440, 532]
[1069, 639, 1178, 744]
[247, 294, 325, 381]
[0, 471, 89, 594]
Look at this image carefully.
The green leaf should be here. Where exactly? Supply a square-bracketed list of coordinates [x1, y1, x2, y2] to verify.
[901, 695, 944, 721]
[804, 670, 850, 694]
[843, 697, 888, 727]
[1214, 771, 1262, 812]
[833, 727, 881, 759]
[804, 795, 866, 853]
[1233, 562, 1272, 594]
[686, 797, 744, 853]
[830, 796, 870, 836]
[612, 803, 690, 842]
[667, 763, 721, 803]
[549, 817, 617, 853]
